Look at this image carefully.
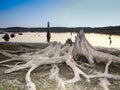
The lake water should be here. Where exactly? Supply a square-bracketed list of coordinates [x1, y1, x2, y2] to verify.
[0, 32, 120, 49]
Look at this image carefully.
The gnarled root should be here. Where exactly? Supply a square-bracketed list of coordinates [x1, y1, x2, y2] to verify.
[65, 55, 90, 83]
[73, 30, 120, 64]
[1, 30, 120, 90]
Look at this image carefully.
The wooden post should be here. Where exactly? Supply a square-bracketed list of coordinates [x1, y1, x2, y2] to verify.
[47, 21, 51, 42]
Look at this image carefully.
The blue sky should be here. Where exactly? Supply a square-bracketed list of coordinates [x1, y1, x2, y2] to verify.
[0, 0, 120, 28]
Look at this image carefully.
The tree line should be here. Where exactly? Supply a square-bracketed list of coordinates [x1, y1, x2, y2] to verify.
[0, 25, 120, 35]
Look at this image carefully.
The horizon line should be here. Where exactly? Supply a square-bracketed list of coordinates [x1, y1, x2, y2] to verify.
[0, 25, 120, 29]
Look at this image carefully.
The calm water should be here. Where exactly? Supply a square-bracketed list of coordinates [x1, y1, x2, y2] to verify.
[0, 32, 120, 48]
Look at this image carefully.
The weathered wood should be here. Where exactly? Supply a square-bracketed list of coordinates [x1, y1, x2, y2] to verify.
[74, 30, 120, 64]
[0, 30, 120, 90]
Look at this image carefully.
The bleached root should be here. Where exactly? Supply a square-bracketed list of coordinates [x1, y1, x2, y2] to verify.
[98, 59, 111, 90]
[99, 78, 110, 90]
[1, 64, 14, 68]
[89, 67, 120, 80]
[34, 42, 57, 55]
[0, 50, 25, 64]
[26, 65, 38, 90]
[75, 62, 87, 70]
[0, 51, 19, 58]
[49, 64, 65, 90]
[89, 59, 119, 90]
[104, 59, 112, 74]
[65, 55, 90, 83]
[77, 60, 96, 68]
[89, 73, 120, 80]
[99, 59, 111, 90]
[4, 63, 30, 73]
[0, 58, 17, 64]
[1, 30, 120, 90]
[75, 30, 120, 64]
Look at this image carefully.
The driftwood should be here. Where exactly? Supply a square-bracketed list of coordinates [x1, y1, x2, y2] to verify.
[0, 30, 120, 90]
[73, 30, 120, 64]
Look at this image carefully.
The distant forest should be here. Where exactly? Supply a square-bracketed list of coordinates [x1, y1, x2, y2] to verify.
[0, 26, 120, 35]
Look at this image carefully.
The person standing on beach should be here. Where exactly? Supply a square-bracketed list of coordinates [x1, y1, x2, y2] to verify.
[108, 34, 112, 46]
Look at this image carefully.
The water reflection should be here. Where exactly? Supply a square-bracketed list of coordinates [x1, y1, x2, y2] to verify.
[0, 32, 120, 48]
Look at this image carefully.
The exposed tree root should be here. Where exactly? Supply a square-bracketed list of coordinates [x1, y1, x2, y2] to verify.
[49, 64, 65, 90]
[65, 55, 90, 83]
[73, 30, 120, 64]
[26, 65, 39, 90]
[0, 30, 120, 90]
